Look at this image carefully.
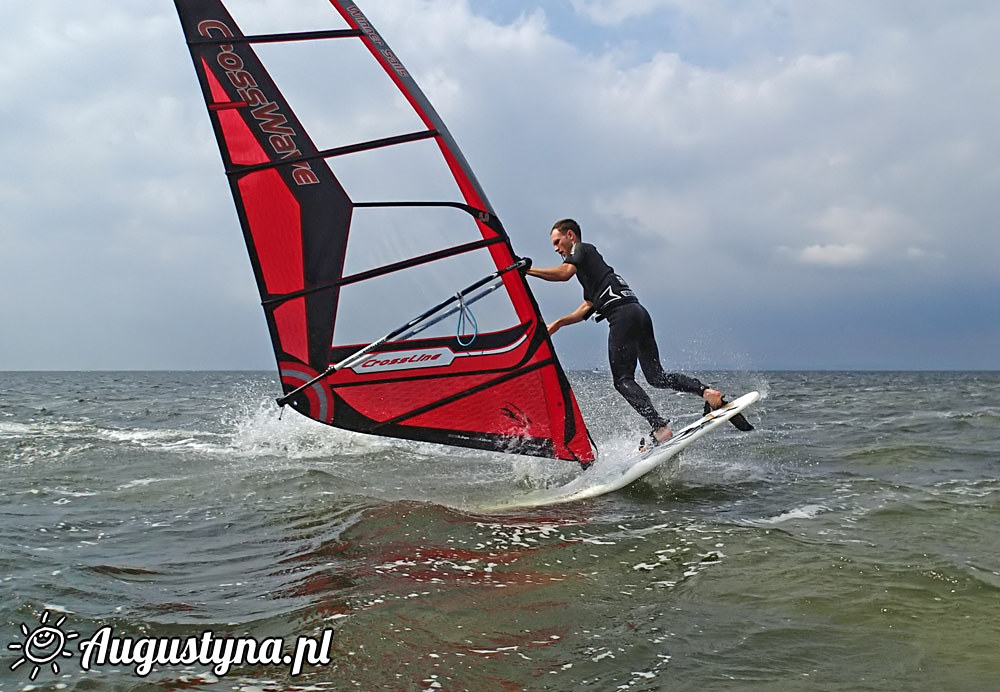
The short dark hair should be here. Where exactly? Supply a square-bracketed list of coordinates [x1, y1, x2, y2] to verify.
[551, 218, 581, 239]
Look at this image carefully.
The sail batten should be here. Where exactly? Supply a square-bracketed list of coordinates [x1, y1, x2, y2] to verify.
[225, 130, 441, 177]
[174, 0, 595, 465]
[188, 28, 364, 46]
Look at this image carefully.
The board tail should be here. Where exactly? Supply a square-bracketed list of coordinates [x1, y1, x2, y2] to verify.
[705, 400, 754, 431]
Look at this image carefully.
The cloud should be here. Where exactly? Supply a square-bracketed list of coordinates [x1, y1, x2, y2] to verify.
[569, 0, 678, 26]
[774, 203, 919, 268]
[787, 243, 868, 268]
[1, 0, 998, 370]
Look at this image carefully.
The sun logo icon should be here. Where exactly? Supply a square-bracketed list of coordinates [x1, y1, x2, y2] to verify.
[8, 610, 79, 680]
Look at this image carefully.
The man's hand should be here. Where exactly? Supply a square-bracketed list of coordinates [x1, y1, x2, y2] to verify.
[547, 320, 561, 336]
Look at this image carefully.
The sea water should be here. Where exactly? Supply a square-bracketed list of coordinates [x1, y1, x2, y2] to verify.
[1, 370, 999, 690]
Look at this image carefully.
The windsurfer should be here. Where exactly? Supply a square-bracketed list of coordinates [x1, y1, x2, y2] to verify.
[523, 218, 724, 446]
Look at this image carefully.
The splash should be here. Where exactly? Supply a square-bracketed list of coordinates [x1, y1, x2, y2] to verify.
[225, 396, 384, 460]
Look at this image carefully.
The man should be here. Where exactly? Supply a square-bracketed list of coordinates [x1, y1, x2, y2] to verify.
[524, 218, 725, 446]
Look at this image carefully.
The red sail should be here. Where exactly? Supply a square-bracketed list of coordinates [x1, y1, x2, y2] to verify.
[174, 0, 594, 465]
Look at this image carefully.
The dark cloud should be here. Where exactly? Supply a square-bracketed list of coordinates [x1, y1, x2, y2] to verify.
[1, 1, 997, 370]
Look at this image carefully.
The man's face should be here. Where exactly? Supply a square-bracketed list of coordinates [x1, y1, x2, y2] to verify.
[550, 229, 575, 259]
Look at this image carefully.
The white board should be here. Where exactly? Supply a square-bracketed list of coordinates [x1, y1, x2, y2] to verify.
[483, 391, 760, 511]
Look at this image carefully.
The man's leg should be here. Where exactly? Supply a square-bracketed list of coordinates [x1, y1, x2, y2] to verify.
[608, 308, 670, 432]
[633, 307, 710, 396]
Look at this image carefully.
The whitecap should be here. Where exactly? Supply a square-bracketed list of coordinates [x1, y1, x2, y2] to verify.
[751, 503, 830, 525]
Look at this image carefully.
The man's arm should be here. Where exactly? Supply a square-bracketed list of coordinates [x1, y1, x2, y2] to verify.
[547, 300, 594, 336]
[527, 263, 577, 282]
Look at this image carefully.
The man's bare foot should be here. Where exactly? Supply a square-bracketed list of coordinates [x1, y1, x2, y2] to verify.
[653, 425, 673, 443]
[703, 388, 724, 410]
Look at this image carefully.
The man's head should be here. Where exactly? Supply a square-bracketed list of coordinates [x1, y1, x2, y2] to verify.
[550, 218, 581, 259]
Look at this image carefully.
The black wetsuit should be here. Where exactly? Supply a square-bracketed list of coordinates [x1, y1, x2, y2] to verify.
[564, 242, 706, 431]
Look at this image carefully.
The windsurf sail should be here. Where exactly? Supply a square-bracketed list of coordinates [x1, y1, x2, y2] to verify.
[174, 0, 594, 465]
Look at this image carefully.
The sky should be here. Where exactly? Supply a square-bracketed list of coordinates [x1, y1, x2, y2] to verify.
[1, 0, 998, 371]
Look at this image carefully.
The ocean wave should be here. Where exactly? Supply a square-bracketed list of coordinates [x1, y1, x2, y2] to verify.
[750, 503, 831, 525]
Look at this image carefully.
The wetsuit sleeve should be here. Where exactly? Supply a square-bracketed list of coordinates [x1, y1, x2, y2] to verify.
[563, 242, 587, 269]
[564, 243, 593, 305]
